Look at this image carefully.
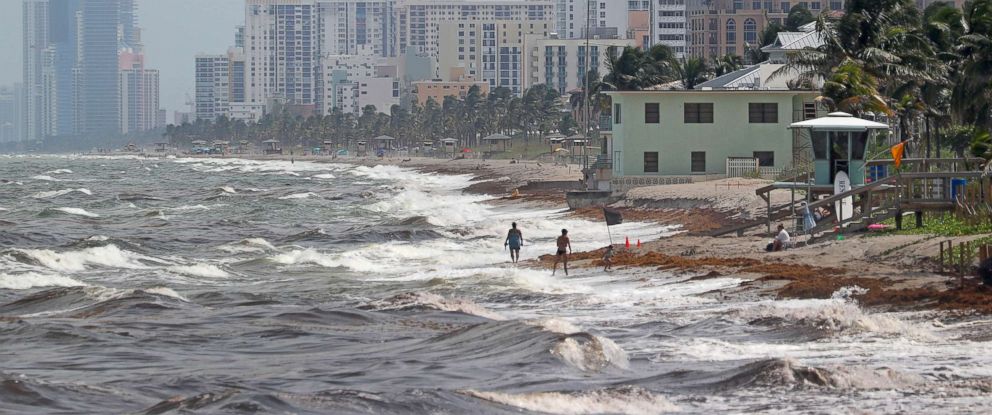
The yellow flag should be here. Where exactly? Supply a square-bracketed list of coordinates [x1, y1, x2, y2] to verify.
[891, 142, 905, 168]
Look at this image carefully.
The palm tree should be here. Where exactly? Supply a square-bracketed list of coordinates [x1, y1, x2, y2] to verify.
[675, 57, 711, 90]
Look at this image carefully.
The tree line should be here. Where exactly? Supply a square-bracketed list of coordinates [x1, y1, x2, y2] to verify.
[167, 1, 992, 161]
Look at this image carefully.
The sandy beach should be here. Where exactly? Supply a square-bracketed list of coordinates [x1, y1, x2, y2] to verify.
[164, 152, 992, 315]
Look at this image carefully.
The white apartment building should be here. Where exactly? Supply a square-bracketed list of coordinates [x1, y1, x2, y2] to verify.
[244, 0, 320, 109]
[397, 0, 555, 71]
[554, 0, 629, 39]
[195, 54, 230, 121]
[437, 19, 552, 95]
[120, 68, 161, 134]
[650, 0, 687, 57]
[523, 34, 634, 94]
[320, 49, 400, 115]
[318, 0, 397, 57]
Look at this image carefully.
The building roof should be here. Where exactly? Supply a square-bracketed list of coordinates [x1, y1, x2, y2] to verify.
[761, 29, 824, 53]
[789, 112, 890, 131]
[697, 65, 761, 89]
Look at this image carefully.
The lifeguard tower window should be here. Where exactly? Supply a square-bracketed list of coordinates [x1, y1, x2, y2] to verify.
[753, 151, 774, 166]
[812, 131, 828, 159]
[614, 103, 622, 124]
[831, 132, 850, 176]
[851, 131, 868, 160]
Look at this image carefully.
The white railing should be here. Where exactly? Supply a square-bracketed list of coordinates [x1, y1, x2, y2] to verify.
[726, 157, 783, 179]
[726, 157, 759, 178]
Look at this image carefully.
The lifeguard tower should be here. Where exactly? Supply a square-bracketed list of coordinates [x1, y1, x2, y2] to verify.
[789, 112, 890, 187]
[356, 140, 368, 157]
[441, 138, 458, 158]
[262, 139, 282, 155]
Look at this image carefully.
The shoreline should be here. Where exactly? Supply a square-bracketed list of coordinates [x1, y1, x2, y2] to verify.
[122, 153, 992, 315]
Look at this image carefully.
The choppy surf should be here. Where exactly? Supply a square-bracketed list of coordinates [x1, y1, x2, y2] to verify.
[0, 154, 990, 414]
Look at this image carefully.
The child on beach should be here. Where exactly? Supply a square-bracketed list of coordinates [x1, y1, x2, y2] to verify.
[602, 245, 614, 272]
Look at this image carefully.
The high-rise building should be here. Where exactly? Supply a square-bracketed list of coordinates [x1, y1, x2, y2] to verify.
[195, 54, 231, 121]
[318, 0, 396, 57]
[44, 0, 82, 137]
[523, 35, 635, 94]
[554, 0, 629, 39]
[119, 48, 160, 135]
[78, 0, 128, 137]
[244, 0, 320, 111]
[687, 0, 844, 62]
[436, 19, 552, 94]
[397, 0, 556, 75]
[0, 84, 26, 143]
[650, 0, 687, 57]
[23, 0, 49, 142]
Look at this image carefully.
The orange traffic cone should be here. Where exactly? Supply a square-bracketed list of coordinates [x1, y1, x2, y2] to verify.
[625, 237, 630, 249]
[637, 239, 641, 248]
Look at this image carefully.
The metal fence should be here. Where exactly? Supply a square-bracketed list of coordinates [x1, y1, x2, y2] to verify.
[611, 176, 693, 192]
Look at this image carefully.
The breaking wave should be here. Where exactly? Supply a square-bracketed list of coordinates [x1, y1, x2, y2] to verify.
[7, 244, 166, 273]
[0, 272, 87, 290]
[31, 188, 92, 199]
[462, 386, 678, 415]
[46, 207, 99, 218]
[168, 264, 230, 279]
[365, 292, 504, 320]
[691, 358, 925, 391]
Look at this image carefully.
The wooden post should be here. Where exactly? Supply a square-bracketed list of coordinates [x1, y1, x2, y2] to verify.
[895, 210, 903, 230]
[939, 241, 945, 273]
[915, 211, 924, 229]
[960, 242, 966, 288]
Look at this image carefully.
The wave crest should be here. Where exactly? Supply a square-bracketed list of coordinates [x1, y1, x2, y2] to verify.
[462, 386, 678, 415]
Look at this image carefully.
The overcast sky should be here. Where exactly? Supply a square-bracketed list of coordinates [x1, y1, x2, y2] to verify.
[0, 0, 245, 116]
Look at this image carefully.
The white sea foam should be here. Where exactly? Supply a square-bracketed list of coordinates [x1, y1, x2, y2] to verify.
[312, 173, 336, 179]
[733, 298, 936, 340]
[532, 318, 630, 371]
[14, 244, 163, 273]
[31, 175, 62, 182]
[462, 387, 678, 415]
[367, 291, 505, 320]
[141, 287, 188, 302]
[168, 204, 227, 212]
[169, 264, 230, 278]
[45, 169, 73, 174]
[52, 207, 99, 218]
[32, 188, 92, 198]
[216, 238, 278, 254]
[0, 272, 87, 290]
[220, 186, 237, 194]
[278, 192, 318, 200]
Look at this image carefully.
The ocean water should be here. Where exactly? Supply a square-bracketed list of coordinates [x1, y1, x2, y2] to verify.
[1, 155, 991, 414]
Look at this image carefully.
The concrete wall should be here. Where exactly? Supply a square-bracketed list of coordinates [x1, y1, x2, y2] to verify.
[609, 90, 816, 178]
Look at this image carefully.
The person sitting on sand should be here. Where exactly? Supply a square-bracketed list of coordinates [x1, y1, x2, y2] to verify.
[602, 245, 614, 272]
[766, 224, 790, 252]
[552, 229, 572, 276]
[504, 222, 524, 263]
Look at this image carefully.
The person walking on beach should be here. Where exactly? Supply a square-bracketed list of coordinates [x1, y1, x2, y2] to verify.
[504, 222, 524, 263]
[552, 229, 572, 276]
[602, 245, 614, 272]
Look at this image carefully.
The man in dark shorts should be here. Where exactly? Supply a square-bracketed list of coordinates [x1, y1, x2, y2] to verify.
[552, 229, 572, 276]
[504, 222, 524, 263]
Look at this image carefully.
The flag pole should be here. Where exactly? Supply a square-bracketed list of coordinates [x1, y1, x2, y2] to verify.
[603, 205, 614, 245]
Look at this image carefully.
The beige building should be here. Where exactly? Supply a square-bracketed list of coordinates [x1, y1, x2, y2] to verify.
[436, 19, 553, 95]
[413, 75, 491, 105]
[523, 35, 635, 94]
[687, 0, 844, 62]
[398, 0, 556, 74]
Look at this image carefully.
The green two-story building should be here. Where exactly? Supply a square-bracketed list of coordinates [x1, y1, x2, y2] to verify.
[604, 63, 820, 191]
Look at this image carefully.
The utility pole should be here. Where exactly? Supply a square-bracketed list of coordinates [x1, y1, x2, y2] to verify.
[583, 0, 592, 172]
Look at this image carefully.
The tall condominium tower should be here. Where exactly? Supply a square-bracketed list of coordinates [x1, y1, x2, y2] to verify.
[244, 0, 320, 110]
[553, 0, 629, 39]
[318, 0, 396, 57]
[650, 0, 687, 57]
[77, 0, 127, 137]
[397, 0, 556, 72]
[23, 0, 49, 142]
